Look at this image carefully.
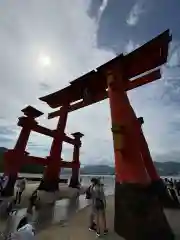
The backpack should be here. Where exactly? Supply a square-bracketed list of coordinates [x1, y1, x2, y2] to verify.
[85, 186, 92, 199]
[94, 185, 105, 210]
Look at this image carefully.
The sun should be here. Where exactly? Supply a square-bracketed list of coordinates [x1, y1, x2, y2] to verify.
[38, 54, 51, 67]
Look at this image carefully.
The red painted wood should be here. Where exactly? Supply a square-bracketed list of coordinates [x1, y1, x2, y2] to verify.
[40, 30, 170, 108]
[48, 69, 161, 118]
[107, 68, 150, 184]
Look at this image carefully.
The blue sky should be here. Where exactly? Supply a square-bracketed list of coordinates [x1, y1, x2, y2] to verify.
[0, 0, 180, 165]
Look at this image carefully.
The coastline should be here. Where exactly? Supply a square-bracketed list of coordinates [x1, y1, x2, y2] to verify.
[2, 172, 180, 179]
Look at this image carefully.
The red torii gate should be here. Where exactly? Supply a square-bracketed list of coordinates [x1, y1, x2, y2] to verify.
[39, 30, 171, 187]
[3, 30, 174, 239]
[2, 105, 83, 194]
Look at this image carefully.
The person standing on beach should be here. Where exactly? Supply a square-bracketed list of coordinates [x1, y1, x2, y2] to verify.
[0, 175, 9, 194]
[0, 176, 3, 193]
[15, 178, 26, 204]
[27, 189, 40, 215]
[176, 180, 180, 196]
[89, 178, 108, 237]
[88, 178, 97, 230]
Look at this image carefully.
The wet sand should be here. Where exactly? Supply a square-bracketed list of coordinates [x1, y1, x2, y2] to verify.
[0, 182, 87, 209]
[0, 183, 88, 235]
[37, 195, 125, 240]
[37, 197, 180, 240]
[1, 184, 180, 239]
[0, 194, 91, 235]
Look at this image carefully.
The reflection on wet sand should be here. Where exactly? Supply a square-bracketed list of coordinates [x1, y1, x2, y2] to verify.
[1, 195, 90, 237]
[0, 177, 114, 237]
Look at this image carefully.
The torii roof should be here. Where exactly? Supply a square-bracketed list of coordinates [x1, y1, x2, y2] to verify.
[21, 106, 43, 118]
[39, 30, 171, 109]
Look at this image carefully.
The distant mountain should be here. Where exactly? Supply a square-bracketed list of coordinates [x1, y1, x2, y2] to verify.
[81, 165, 114, 175]
[0, 147, 8, 153]
[0, 147, 180, 176]
[0, 147, 8, 172]
[80, 162, 180, 176]
[154, 161, 180, 176]
[0, 147, 44, 174]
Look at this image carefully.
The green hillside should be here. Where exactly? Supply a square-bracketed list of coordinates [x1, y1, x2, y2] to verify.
[1, 147, 180, 176]
[0, 147, 44, 174]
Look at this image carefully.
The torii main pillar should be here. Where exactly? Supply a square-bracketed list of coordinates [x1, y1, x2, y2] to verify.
[38, 104, 69, 191]
[2, 107, 42, 196]
[107, 63, 174, 239]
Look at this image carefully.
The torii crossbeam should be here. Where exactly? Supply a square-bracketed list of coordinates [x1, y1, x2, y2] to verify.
[40, 30, 169, 115]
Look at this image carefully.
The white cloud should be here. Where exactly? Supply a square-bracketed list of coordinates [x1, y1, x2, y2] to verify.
[124, 40, 140, 53]
[0, 0, 115, 165]
[97, 0, 108, 23]
[126, 1, 145, 26]
[166, 42, 180, 69]
[1, 0, 180, 166]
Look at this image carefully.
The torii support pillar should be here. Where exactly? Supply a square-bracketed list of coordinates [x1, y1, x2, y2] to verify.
[107, 68, 174, 240]
[69, 132, 84, 188]
[38, 105, 69, 191]
[138, 117, 178, 208]
[137, 117, 160, 182]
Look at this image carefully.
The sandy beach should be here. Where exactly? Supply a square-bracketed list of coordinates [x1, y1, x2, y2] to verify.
[0, 182, 87, 208]
[37, 195, 124, 240]
[1, 180, 180, 239]
[0, 182, 87, 235]
[37, 195, 180, 240]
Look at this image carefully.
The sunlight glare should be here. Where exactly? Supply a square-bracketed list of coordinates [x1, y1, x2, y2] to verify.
[38, 54, 51, 67]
